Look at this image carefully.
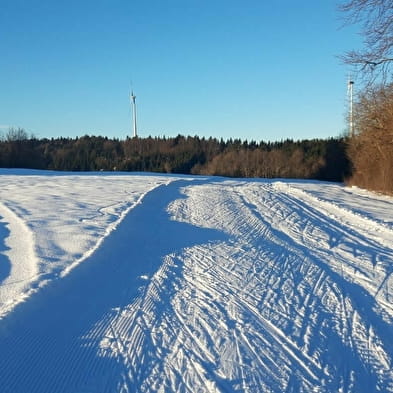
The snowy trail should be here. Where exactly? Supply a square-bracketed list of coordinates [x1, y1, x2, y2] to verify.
[0, 173, 392, 392]
[162, 180, 393, 392]
[0, 180, 226, 393]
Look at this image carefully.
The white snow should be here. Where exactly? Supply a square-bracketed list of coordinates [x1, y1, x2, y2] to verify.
[0, 169, 176, 317]
[0, 170, 392, 392]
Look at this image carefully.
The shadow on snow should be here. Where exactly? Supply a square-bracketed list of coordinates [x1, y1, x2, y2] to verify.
[0, 180, 228, 393]
[0, 217, 11, 286]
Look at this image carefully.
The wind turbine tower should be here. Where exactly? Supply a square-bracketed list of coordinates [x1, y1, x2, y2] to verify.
[130, 91, 137, 138]
[347, 78, 354, 137]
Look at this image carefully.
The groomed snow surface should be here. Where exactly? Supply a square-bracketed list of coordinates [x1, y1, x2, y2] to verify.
[0, 170, 392, 393]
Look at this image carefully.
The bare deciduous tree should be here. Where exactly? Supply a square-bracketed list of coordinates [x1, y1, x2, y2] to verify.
[347, 83, 393, 193]
[6, 127, 29, 142]
[340, 0, 393, 81]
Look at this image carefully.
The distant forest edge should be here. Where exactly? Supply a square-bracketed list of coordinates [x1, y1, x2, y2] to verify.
[0, 129, 350, 182]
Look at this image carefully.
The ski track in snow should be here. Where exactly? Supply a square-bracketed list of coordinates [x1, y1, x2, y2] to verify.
[0, 171, 392, 393]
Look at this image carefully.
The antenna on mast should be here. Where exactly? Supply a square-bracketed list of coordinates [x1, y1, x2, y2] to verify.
[130, 90, 137, 138]
[347, 77, 354, 137]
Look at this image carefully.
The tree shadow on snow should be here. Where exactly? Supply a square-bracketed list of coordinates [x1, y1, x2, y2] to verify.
[0, 218, 11, 286]
[0, 180, 228, 393]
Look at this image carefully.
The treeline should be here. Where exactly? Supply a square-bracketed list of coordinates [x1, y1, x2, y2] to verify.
[0, 129, 349, 181]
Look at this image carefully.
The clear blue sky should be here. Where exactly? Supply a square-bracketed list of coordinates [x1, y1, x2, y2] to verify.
[1, 0, 361, 142]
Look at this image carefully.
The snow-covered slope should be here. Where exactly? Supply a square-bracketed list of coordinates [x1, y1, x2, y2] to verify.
[0, 171, 392, 393]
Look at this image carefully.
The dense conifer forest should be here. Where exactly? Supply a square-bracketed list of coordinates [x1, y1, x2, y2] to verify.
[0, 130, 350, 182]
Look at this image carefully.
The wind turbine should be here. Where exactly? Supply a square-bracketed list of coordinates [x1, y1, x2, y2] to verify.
[130, 90, 137, 138]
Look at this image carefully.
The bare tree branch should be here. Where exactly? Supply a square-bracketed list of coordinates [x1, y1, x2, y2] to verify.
[340, 0, 393, 82]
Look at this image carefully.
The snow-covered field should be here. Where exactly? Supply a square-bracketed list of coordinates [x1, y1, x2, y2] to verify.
[0, 169, 392, 393]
